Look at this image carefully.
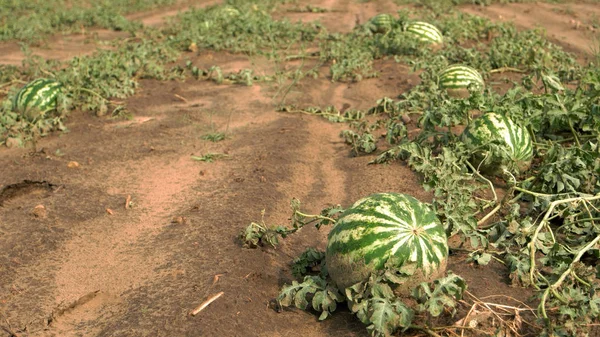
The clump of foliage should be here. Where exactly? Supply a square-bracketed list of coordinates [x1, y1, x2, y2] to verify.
[241, 199, 467, 336]
[233, 2, 600, 335]
[277, 252, 467, 336]
[0, 0, 179, 43]
[354, 29, 600, 337]
[239, 199, 343, 248]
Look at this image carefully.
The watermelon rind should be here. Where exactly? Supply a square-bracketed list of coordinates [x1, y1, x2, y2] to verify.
[438, 65, 484, 97]
[220, 5, 240, 17]
[405, 21, 443, 44]
[461, 112, 533, 174]
[326, 193, 448, 294]
[13, 78, 63, 121]
[369, 14, 395, 34]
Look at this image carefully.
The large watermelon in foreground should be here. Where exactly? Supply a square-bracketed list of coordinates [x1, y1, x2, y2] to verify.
[13, 78, 63, 121]
[438, 65, 484, 97]
[461, 112, 533, 174]
[326, 193, 448, 294]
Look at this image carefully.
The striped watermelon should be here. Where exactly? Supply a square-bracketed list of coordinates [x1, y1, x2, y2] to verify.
[220, 5, 240, 17]
[405, 21, 443, 44]
[326, 193, 448, 294]
[369, 14, 395, 34]
[438, 65, 484, 97]
[13, 78, 62, 121]
[461, 113, 533, 174]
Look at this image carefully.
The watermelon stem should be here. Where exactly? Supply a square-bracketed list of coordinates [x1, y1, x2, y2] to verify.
[240, 201, 342, 248]
[477, 203, 501, 227]
[408, 325, 442, 337]
[511, 185, 593, 199]
[465, 161, 497, 202]
[567, 119, 581, 147]
[76, 87, 109, 102]
[528, 194, 600, 292]
[489, 67, 525, 74]
[293, 211, 336, 224]
[538, 226, 600, 320]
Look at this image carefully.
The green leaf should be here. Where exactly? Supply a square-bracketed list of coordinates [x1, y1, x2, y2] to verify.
[293, 285, 312, 310]
[467, 251, 492, 265]
[277, 276, 343, 320]
[412, 272, 467, 317]
[291, 248, 326, 279]
[370, 282, 395, 299]
[366, 297, 413, 337]
[277, 281, 302, 307]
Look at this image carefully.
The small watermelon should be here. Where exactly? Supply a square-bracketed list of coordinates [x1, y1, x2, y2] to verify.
[369, 14, 395, 34]
[438, 65, 484, 97]
[326, 193, 448, 294]
[461, 112, 533, 174]
[405, 21, 443, 44]
[220, 5, 240, 17]
[13, 78, 63, 121]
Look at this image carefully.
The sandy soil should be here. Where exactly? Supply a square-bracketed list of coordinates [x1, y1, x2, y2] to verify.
[0, 1, 599, 336]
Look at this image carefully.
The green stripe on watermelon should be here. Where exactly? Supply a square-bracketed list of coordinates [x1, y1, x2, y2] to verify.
[405, 21, 443, 44]
[462, 113, 533, 174]
[326, 193, 448, 294]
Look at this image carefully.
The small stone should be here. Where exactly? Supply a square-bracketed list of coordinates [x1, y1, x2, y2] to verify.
[32, 205, 47, 218]
[401, 114, 411, 124]
[5, 137, 21, 148]
[67, 161, 80, 168]
[171, 216, 186, 224]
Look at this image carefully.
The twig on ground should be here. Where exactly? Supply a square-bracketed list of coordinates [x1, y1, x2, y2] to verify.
[452, 291, 539, 337]
[212, 274, 224, 286]
[174, 94, 188, 103]
[190, 292, 224, 316]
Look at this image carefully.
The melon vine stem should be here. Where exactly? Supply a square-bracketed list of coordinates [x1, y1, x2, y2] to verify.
[539, 230, 600, 320]
[527, 195, 600, 290]
[511, 180, 593, 200]
[77, 87, 109, 102]
[465, 161, 497, 202]
[293, 211, 336, 224]
[409, 325, 442, 337]
[489, 67, 525, 74]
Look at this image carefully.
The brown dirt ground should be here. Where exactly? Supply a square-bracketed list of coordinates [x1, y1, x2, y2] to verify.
[1, 1, 599, 336]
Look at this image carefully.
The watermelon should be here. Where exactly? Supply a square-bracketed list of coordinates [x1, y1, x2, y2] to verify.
[405, 21, 443, 44]
[220, 5, 240, 17]
[369, 14, 395, 34]
[203, 5, 239, 28]
[461, 112, 533, 174]
[438, 65, 484, 97]
[13, 78, 63, 121]
[326, 193, 448, 294]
